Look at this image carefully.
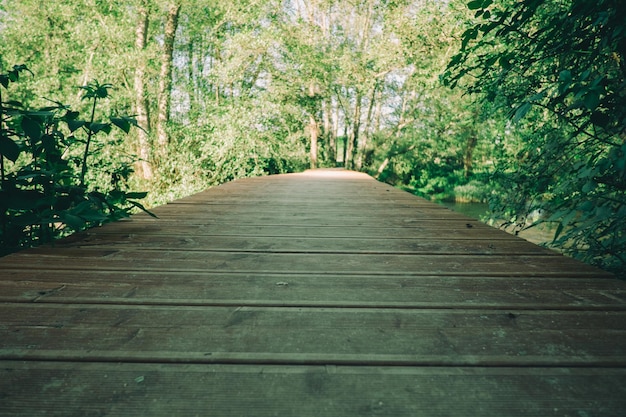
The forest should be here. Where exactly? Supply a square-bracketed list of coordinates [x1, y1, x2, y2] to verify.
[0, 0, 624, 277]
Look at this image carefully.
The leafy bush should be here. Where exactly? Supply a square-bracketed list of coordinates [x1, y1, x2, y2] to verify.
[444, 0, 626, 278]
[0, 65, 152, 256]
[453, 179, 491, 203]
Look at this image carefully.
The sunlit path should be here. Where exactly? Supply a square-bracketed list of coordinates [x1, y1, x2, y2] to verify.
[1, 170, 625, 416]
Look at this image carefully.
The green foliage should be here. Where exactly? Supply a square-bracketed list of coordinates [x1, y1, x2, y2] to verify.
[445, 0, 626, 277]
[4, 0, 622, 277]
[0, 66, 152, 256]
[166, 96, 308, 185]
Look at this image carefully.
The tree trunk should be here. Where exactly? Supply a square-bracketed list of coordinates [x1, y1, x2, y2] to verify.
[187, 39, 195, 117]
[350, 91, 363, 170]
[309, 114, 318, 169]
[363, 82, 378, 138]
[356, 82, 379, 170]
[322, 98, 335, 164]
[334, 98, 341, 163]
[307, 80, 319, 169]
[464, 135, 478, 179]
[133, 0, 153, 180]
[156, 2, 181, 152]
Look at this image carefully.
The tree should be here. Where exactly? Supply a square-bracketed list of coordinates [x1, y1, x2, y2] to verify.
[444, 0, 626, 276]
[1, 0, 511, 219]
[156, 2, 181, 153]
[133, 0, 154, 179]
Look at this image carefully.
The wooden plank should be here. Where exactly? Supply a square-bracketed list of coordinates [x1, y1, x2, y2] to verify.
[52, 232, 557, 255]
[2, 304, 625, 366]
[2, 362, 626, 417]
[2, 271, 625, 309]
[1, 248, 609, 277]
[87, 221, 523, 240]
[128, 213, 489, 226]
[145, 204, 456, 216]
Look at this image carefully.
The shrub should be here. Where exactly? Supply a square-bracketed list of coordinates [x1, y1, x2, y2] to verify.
[0, 65, 152, 255]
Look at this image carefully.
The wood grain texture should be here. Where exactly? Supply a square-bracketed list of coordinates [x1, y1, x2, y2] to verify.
[3, 362, 625, 417]
[1, 169, 624, 416]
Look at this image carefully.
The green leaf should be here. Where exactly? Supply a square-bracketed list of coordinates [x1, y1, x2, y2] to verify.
[12, 64, 32, 75]
[580, 201, 594, 212]
[512, 102, 531, 122]
[64, 110, 80, 121]
[95, 84, 112, 98]
[551, 224, 564, 243]
[88, 122, 112, 135]
[41, 134, 57, 154]
[75, 205, 108, 222]
[110, 117, 132, 134]
[21, 117, 42, 141]
[499, 55, 512, 70]
[558, 70, 572, 83]
[60, 212, 86, 230]
[557, 72, 572, 95]
[106, 189, 126, 203]
[67, 119, 86, 133]
[582, 180, 597, 193]
[461, 27, 478, 51]
[125, 191, 148, 199]
[468, 0, 483, 10]
[0, 135, 21, 162]
[8, 70, 19, 82]
[582, 91, 600, 111]
[128, 200, 158, 218]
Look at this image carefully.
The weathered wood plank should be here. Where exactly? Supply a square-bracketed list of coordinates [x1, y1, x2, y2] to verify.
[53, 232, 556, 255]
[1, 248, 609, 277]
[124, 209, 491, 225]
[2, 271, 625, 309]
[86, 221, 524, 240]
[144, 204, 457, 217]
[2, 362, 625, 417]
[2, 304, 625, 366]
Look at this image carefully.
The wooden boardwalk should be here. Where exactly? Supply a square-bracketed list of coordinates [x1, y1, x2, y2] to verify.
[1, 169, 626, 416]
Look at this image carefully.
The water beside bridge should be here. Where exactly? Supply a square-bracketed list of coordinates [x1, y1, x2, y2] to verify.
[441, 201, 557, 248]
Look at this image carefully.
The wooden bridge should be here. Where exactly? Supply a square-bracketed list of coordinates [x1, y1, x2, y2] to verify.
[1, 169, 625, 416]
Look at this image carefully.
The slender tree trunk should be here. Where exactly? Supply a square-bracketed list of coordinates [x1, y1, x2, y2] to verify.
[376, 157, 389, 178]
[364, 82, 378, 137]
[463, 108, 480, 178]
[351, 91, 363, 170]
[464, 135, 478, 179]
[187, 39, 195, 117]
[356, 82, 379, 170]
[156, 2, 181, 153]
[328, 96, 341, 165]
[322, 98, 335, 164]
[134, 0, 153, 180]
[342, 124, 348, 166]
[309, 114, 318, 169]
[373, 88, 383, 133]
[307, 81, 320, 169]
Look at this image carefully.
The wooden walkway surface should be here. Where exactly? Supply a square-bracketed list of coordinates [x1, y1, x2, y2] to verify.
[1, 169, 626, 416]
